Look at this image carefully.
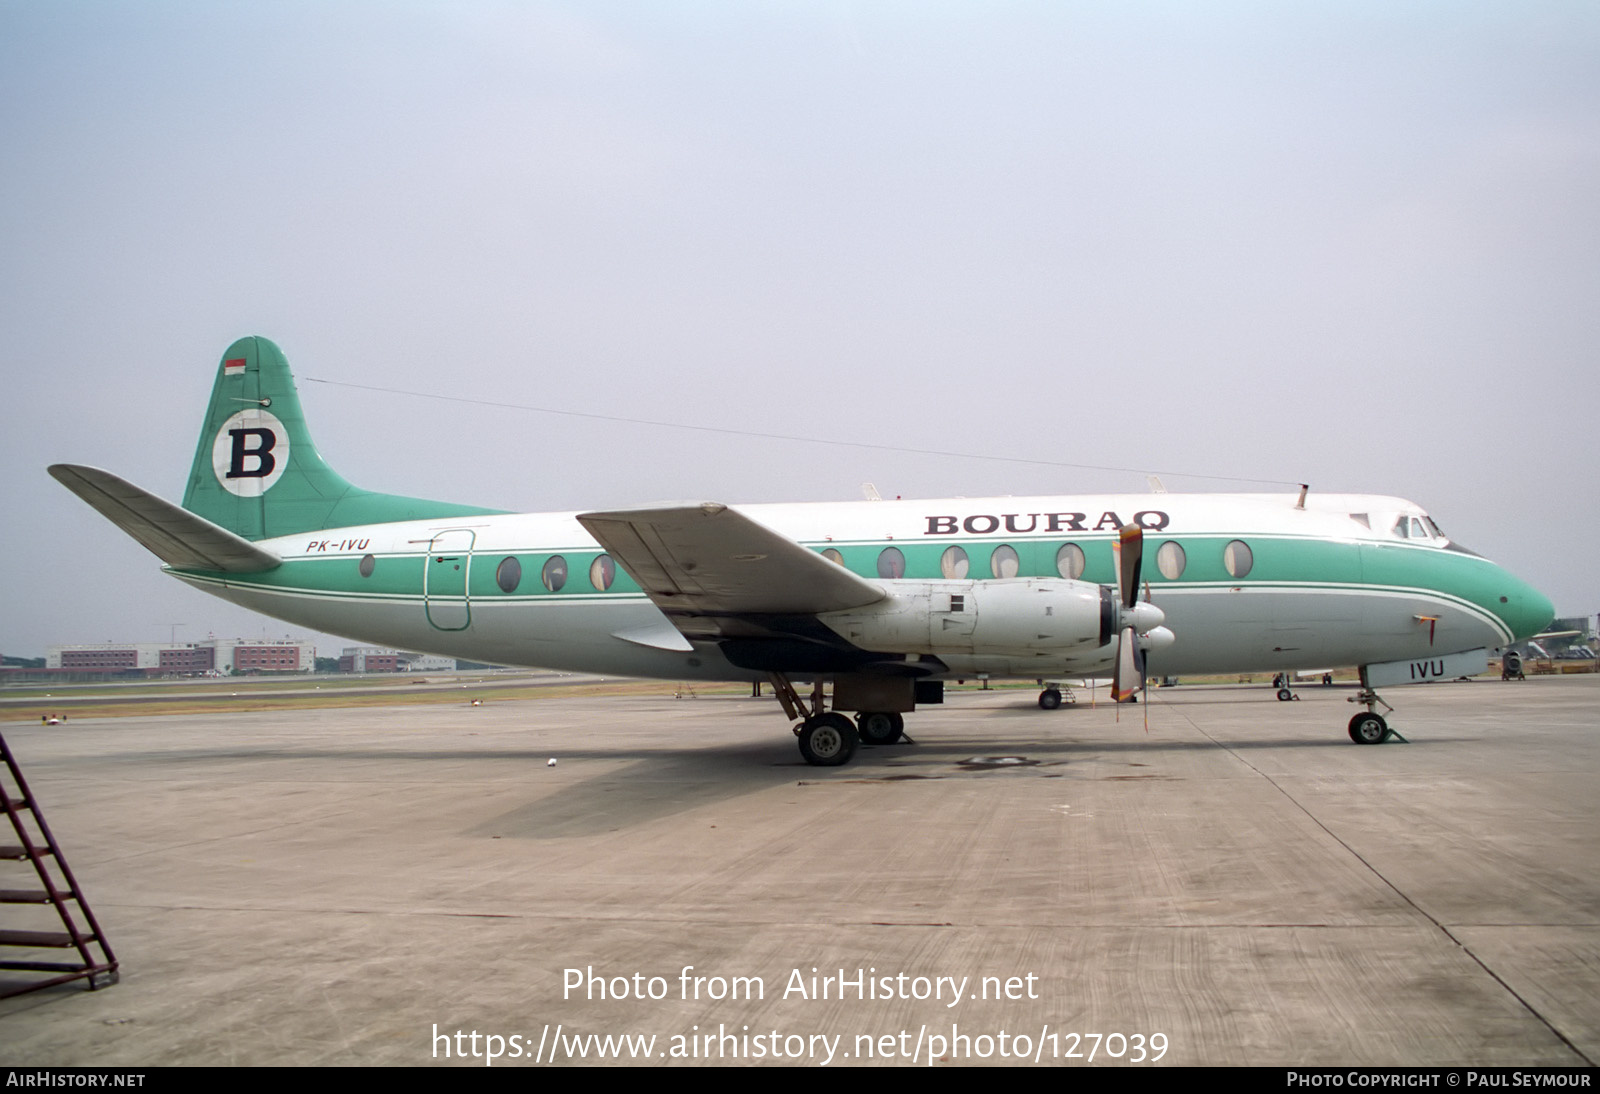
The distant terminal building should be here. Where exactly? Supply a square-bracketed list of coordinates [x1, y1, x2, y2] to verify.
[339, 648, 399, 673]
[44, 637, 316, 677]
[337, 648, 457, 672]
[403, 654, 459, 672]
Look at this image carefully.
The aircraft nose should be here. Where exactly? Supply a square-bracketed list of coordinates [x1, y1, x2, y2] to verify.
[1496, 569, 1555, 641]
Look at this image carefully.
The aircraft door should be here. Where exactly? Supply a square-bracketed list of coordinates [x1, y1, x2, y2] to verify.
[425, 529, 475, 631]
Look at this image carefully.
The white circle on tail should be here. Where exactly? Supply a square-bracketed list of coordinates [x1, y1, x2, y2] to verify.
[212, 409, 289, 496]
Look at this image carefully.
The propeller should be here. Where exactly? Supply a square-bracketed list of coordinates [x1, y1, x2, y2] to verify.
[1111, 524, 1173, 705]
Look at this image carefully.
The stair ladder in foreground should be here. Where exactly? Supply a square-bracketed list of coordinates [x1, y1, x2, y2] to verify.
[0, 732, 118, 998]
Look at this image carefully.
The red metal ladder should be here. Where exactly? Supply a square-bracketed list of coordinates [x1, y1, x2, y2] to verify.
[0, 732, 118, 998]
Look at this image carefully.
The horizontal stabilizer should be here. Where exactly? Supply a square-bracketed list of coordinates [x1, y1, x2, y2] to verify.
[49, 464, 282, 573]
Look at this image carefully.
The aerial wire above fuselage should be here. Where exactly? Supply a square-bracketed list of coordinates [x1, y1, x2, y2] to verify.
[303, 376, 1303, 488]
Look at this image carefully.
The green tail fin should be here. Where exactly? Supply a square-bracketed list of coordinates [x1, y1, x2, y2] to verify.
[182, 337, 505, 539]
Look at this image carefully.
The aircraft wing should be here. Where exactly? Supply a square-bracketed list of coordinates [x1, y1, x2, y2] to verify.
[577, 503, 886, 639]
[49, 464, 282, 573]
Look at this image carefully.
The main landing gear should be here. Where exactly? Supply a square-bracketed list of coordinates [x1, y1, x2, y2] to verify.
[797, 712, 856, 765]
[767, 673, 908, 766]
[1036, 682, 1075, 710]
[855, 710, 905, 746]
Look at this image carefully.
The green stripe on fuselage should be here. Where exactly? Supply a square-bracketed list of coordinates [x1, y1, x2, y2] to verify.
[181, 530, 1540, 642]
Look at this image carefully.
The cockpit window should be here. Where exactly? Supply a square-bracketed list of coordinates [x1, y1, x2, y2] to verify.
[1393, 515, 1440, 542]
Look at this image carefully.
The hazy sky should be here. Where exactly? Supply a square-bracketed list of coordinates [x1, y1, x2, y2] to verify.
[3, 1, 1596, 657]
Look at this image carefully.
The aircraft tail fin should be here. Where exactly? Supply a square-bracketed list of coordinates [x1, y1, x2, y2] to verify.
[181, 337, 505, 540]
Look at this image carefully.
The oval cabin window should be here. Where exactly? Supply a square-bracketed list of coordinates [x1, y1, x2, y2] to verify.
[541, 555, 568, 592]
[876, 547, 905, 579]
[1223, 540, 1253, 579]
[1156, 541, 1186, 580]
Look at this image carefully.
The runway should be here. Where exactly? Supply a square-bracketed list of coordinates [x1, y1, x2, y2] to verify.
[2, 676, 1596, 1066]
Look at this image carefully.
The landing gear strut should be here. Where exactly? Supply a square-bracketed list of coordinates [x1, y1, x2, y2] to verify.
[1346, 684, 1399, 744]
[768, 673, 859, 766]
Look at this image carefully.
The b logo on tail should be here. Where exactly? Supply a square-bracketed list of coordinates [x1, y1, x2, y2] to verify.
[211, 409, 289, 496]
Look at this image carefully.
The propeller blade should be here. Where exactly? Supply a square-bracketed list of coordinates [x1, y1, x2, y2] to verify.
[1112, 625, 1144, 703]
[1118, 524, 1143, 609]
[1143, 653, 1151, 732]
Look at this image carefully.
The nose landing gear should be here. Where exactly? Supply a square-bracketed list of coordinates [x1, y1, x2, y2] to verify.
[1346, 687, 1405, 744]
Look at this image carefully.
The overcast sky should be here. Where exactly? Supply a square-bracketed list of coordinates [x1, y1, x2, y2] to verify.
[2, 1, 1596, 658]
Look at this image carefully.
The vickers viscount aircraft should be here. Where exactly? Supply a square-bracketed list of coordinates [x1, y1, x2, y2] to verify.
[51, 337, 1554, 766]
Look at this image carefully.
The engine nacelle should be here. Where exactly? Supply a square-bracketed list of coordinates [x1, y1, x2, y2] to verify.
[818, 578, 1113, 657]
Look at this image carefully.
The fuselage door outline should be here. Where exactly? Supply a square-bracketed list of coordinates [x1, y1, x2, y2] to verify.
[424, 529, 476, 632]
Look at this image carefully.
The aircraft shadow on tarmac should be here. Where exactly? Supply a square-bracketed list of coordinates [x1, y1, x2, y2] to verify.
[101, 711, 1457, 840]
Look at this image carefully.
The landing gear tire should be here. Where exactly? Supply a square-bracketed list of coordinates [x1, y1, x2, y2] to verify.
[856, 711, 904, 746]
[1276, 688, 1293, 701]
[1348, 712, 1390, 745]
[798, 713, 859, 766]
[1038, 688, 1063, 710]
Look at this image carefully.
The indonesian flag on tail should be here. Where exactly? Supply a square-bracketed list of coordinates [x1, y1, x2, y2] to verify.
[224, 358, 246, 376]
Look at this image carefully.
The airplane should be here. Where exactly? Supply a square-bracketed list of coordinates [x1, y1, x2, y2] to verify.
[50, 337, 1555, 766]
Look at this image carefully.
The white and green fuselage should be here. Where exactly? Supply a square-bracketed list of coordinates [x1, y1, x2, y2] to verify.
[167, 491, 1549, 682]
[54, 337, 1553, 711]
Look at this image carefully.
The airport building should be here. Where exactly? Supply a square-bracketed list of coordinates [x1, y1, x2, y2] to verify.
[337, 648, 457, 672]
[45, 637, 317, 676]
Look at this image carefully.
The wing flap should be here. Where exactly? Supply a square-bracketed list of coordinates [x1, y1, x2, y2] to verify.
[50, 464, 282, 573]
[577, 503, 885, 627]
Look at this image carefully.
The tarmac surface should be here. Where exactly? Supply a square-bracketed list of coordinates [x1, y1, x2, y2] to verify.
[1, 675, 1596, 1067]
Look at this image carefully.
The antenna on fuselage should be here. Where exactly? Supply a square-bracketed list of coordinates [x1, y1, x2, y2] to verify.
[1296, 484, 1309, 510]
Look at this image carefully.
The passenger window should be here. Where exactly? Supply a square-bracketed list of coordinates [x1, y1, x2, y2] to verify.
[876, 547, 905, 579]
[495, 556, 522, 593]
[1056, 543, 1086, 579]
[541, 555, 568, 592]
[940, 545, 969, 579]
[1223, 540, 1253, 578]
[990, 544, 1019, 578]
[589, 554, 615, 591]
[822, 548, 845, 567]
[1156, 541, 1186, 580]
